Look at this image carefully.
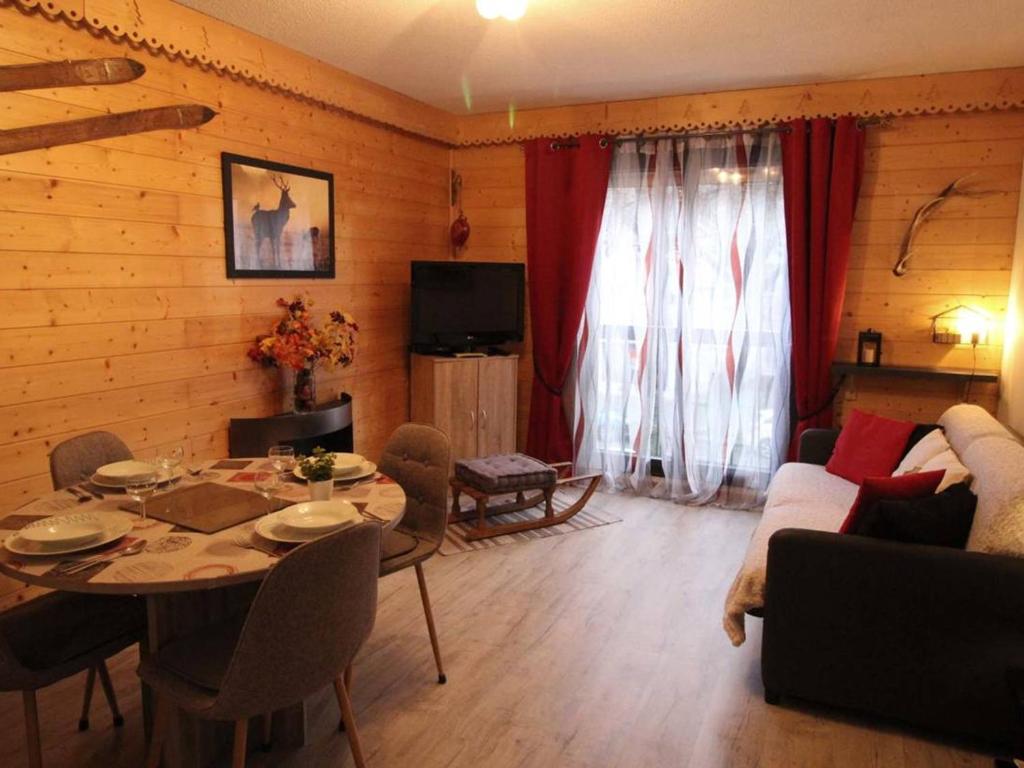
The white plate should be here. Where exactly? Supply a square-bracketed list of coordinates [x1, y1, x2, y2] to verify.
[20, 513, 106, 546]
[331, 453, 365, 477]
[91, 467, 184, 489]
[293, 461, 377, 484]
[255, 509, 358, 544]
[5, 513, 134, 556]
[277, 500, 360, 534]
[94, 460, 160, 483]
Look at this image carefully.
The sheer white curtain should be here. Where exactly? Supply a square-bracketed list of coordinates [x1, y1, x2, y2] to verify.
[573, 133, 791, 507]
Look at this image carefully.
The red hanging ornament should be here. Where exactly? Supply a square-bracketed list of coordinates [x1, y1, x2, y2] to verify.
[450, 212, 471, 249]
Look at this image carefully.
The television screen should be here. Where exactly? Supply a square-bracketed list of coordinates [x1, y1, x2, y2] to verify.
[411, 261, 525, 351]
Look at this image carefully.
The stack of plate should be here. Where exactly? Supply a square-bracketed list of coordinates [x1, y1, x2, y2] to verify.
[92, 460, 181, 488]
[293, 453, 377, 483]
[5, 512, 134, 556]
[255, 500, 361, 544]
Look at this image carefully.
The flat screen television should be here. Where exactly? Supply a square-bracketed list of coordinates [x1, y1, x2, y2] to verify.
[410, 261, 525, 353]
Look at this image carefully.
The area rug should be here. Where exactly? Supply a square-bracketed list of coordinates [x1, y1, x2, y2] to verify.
[439, 487, 621, 555]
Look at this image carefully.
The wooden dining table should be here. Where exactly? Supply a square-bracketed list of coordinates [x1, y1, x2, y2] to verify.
[0, 457, 405, 767]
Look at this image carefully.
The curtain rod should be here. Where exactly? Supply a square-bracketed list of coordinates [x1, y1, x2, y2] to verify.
[548, 116, 889, 150]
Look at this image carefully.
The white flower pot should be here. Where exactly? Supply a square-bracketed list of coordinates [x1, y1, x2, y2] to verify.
[308, 479, 333, 501]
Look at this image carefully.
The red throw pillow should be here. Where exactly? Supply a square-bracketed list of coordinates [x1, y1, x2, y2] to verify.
[825, 410, 916, 484]
[839, 470, 946, 534]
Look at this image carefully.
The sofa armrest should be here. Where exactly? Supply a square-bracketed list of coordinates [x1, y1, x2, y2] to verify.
[762, 529, 1024, 749]
[796, 429, 839, 465]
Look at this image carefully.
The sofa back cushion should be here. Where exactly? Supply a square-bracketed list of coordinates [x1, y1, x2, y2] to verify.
[962, 436, 1024, 554]
[938, 404, 1014, 458]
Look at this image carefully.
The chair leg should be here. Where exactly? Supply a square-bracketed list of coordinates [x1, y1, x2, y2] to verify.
[22, 690, 42, 768]
[333, 677, 366, 768]
[337, 664, 354, 732]
[415, 562, 446, 684]
[78, 666, 97, 731]
[261, 712, 273, 752]
[145, 694, 170, 768]
[95, 659, 124, 727]
[232, 718, 248, 768]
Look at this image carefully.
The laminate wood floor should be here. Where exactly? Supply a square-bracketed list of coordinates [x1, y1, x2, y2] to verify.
[0, 494, 995, 767]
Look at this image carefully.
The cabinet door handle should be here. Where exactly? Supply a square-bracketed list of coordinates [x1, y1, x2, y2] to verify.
[480, 408, 488, 428]
[469, 409, 476, 428]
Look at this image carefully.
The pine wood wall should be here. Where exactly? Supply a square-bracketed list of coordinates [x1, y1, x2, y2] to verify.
[452, 108, 1024, 441]
[0, 1, 451, 581]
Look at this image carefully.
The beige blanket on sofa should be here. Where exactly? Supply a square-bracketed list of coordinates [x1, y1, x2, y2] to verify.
[722, 463, 858, 646]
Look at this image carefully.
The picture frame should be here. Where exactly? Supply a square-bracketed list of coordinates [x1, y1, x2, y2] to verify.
[221, 152, 335, 279]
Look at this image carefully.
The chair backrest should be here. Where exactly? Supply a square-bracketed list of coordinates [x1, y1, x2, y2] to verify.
[49, 431, 133, 490]
[378, 423, 451, 546]
[209, 521, 381, 720]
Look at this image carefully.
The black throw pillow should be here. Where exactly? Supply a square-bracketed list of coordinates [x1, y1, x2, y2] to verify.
[852, 481, 976, 548]
[898, 423, 943, 462]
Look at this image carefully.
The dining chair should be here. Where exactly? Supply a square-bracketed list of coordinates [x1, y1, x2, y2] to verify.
[377, 423, 451, 684]
[141, 521, 381, 768]
[0, 591, 145, 768]
[49, 431, 133, 491]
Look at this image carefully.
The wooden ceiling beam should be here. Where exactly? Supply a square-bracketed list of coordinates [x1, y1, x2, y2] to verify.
[0, 58, 146, 92]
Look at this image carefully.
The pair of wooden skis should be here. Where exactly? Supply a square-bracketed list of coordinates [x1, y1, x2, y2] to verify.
[0, 57, 215, 155]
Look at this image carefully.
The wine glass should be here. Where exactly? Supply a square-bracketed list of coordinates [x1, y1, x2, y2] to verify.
[254, 471, 282, 516]
[126, 471, 159, 521]
[156, 445, 185, 483]
[268, 445, 296, 475]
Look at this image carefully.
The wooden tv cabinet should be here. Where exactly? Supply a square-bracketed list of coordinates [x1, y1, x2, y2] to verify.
[410, 354, 518, 463]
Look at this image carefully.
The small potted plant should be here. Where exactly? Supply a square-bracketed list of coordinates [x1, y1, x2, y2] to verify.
[298, 447, 335, 501]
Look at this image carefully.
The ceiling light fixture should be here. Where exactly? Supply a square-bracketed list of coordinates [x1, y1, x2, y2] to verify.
[476, 0, 528, 21]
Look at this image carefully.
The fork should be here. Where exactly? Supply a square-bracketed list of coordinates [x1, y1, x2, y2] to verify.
[65, 488, 90, 504]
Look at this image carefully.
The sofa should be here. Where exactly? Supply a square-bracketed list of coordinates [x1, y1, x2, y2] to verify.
[723, 403, 1024, 751]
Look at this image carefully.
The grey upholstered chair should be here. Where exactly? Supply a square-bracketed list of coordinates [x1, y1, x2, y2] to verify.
[0, 592, 144, 768]
[49, 431, 133, 490]
[141, 522, 382, 768]
[378, 423, 451, 684]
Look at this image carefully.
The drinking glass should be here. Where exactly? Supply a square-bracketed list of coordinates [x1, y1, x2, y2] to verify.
[268, 445, 296, 475]
[254, 471, 282, 516]
[126, 472, 159, 521]
[156, 445, 185, 483]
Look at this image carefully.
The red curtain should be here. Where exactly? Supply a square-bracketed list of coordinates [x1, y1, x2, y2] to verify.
[524, 135, 612, 463]
[781, 117, 866, 457]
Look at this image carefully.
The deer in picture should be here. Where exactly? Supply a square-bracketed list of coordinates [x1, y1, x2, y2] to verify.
[251, 174, 296, 265]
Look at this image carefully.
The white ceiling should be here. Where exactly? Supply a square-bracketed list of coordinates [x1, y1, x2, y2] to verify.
[175, 0, 1024, 114]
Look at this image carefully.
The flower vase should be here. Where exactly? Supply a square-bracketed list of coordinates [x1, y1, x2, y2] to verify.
[293, 366, 317, 412]
[308, 478, 333, 501]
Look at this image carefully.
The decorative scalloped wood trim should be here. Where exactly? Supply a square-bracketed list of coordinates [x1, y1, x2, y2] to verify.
[2, 0, 459, 146]
[455, 67, 1024, 146]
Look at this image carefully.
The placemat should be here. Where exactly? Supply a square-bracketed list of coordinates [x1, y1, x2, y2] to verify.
[211, 459, 252, 470]
[0, 514, 48, 530]
[119, 482, 290, 534]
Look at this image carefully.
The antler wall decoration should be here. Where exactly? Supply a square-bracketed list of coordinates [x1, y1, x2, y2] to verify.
[892, 174, 994, 277]
[0, 57, 216, 155]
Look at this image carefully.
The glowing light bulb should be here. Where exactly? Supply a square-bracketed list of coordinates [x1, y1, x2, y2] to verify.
[477, 0, 528, 21]
[717, 170, 730, 183]
[476, 0, 501, 19]
[500, 0, 528, 19]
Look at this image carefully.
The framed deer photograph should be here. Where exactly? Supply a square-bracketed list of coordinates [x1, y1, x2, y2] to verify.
[221, 153, 335, 279]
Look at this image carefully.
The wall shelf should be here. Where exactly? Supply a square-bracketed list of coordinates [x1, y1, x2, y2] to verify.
[831, 362, 999, 384]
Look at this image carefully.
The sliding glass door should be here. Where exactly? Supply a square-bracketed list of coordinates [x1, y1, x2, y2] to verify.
[573, 133, 791, 506]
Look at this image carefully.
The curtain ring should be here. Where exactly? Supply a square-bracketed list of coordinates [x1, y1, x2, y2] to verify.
[598, 137, 609, 148]
[550, 141, 559, 151]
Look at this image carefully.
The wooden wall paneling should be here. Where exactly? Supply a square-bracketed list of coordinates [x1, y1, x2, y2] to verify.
[453, 108, 1024, 435]
[0, 5, 448, 633]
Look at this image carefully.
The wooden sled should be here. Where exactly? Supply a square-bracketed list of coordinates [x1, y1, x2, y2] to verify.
[449, 461, 602, 542]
